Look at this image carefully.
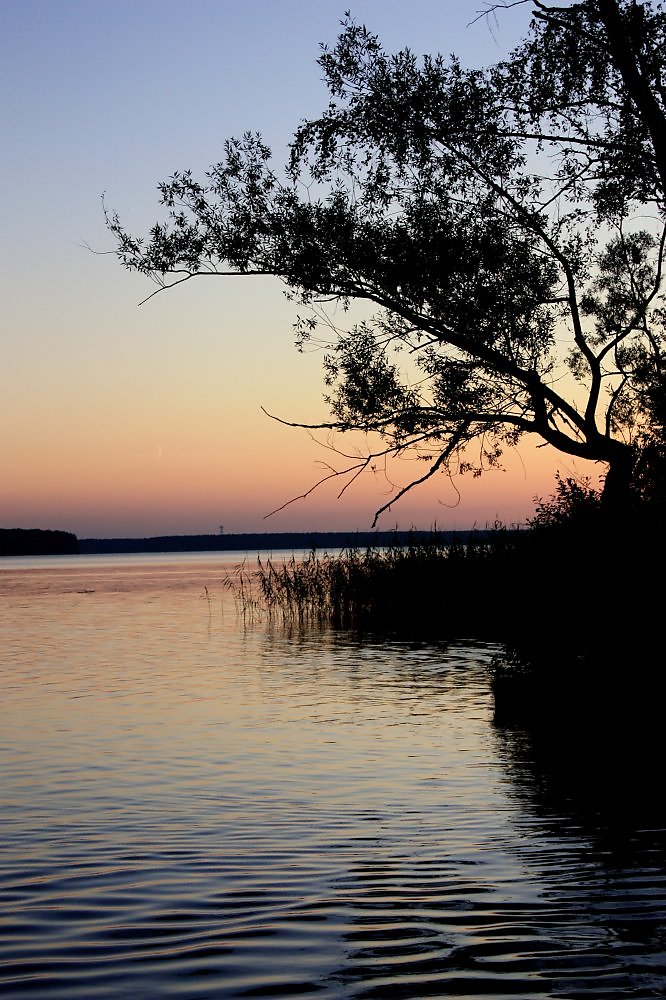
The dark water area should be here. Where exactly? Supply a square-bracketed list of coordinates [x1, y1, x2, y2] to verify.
[1, 553, 664, 998]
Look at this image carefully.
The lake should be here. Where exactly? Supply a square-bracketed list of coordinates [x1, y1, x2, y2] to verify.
[1, 552, 665, 998]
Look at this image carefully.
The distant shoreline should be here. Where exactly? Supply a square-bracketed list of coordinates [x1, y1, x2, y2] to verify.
[77, 529, 494, 554]
[1, 527, 506, 557]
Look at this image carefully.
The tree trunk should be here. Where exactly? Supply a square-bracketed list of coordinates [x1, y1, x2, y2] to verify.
[600, 441, 636, 519]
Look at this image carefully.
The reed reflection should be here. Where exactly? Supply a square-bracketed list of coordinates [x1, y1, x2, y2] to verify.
[236, 616, 498, 711]
[491, 714, 666, 997]
[4, 554, 665, 998]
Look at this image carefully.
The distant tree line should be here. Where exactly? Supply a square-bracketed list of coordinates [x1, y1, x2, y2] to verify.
[1, 528, 511, 558]
[0, 529, 80, 556]
[78, 529, 498, 555]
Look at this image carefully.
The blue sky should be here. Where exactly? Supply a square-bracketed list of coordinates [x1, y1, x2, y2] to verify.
[2, 1, 584, 538]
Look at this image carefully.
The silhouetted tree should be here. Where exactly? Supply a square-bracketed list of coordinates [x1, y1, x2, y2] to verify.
[108, 1, 666, 525]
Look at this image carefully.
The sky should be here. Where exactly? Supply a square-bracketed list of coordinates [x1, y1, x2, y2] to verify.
[1, 0, 600, 539]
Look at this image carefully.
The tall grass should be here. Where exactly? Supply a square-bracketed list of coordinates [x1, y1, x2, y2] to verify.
[224, 527, 521, 637]
[223, 507, 665, 722]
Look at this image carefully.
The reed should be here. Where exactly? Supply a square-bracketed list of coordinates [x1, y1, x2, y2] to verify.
[224, 527, 521, 636]
[222, 512, 665, 723]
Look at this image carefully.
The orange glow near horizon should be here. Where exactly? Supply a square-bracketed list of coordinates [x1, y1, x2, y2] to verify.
[2, 267, 602, 539]
[3, 396, 601, 538]
[2, 1, 604, 540]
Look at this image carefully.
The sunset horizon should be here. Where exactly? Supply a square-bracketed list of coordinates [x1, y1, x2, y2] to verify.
[2, 0, 602, 543]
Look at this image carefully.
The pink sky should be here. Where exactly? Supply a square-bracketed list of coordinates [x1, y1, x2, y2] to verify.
[1, 1, 602, 538]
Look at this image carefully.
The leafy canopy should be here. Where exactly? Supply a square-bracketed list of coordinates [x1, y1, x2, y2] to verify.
[108, 1, 666, 523]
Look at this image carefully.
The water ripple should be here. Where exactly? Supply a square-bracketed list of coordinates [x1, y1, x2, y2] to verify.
[1, 555, 665, 998]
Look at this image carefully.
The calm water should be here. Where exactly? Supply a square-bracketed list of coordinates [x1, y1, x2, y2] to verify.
[1, 552, 665, 999]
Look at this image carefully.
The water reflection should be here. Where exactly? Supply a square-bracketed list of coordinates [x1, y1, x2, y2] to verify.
[492, 718, 666, 998]
[1, 555, 665, 998]
[494, 712, 666, 843]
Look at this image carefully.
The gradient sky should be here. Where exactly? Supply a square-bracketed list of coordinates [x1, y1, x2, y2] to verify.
[1, 0, 600, 538]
